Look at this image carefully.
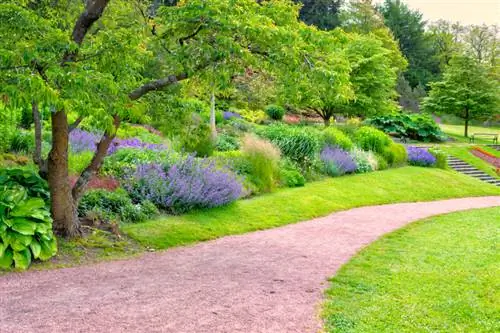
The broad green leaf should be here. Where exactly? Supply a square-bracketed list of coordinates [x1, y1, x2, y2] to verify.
[0, 248, 13, 269]
[29, 240, 41, 259]
[10, 198, 46, 217]
[9, 233, 32, 252]
[11, 218, 37, 235]
[13, 248, 31, 270]
[0, 241, 5, 257]
[39, 238, 57, 261]
[35, 222, 52, 234]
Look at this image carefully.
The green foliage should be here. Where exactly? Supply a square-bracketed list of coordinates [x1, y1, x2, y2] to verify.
[381, 143, 407, 166]
[354, 126, 391, 154]
[240, 135, 281, 193]
[0, 169, 56, 270]
[375, 154, 389, 170]
[103, 148, 177, 178]
[9, 130, 34, 154]
[294, 0, 343, 30]
[68, 152, 94, 174]
[428, 148, 448, 169]
[323, 127, 353, 150]
[215, 133, 240, 152]
[116, 124, 164, 144]
[258, 124, 321, 167]
[279, 159, 306, 187]
[367, 112, 445, 142]
[350, 148, 376, 173]
[265, 105, 285, 121]
[238, 109, 268, 124]
[78, 189, 158, 224]
[422, 56, 499, 137]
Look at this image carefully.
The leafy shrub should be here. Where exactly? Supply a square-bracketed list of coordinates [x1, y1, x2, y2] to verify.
[78, 189, 158, 224]
[125, 157, 243, 214]
[215, 134, 240, 152]
[265, 105, 285, 121]
[350, 148, 375, 173]
[381, 143, 407, 166]
[9, 130, 34, 154]
[279, 159, 305, 187]
[406, 146, 437, 167]
[180, 120, 214, 157]
[238, 109, 268, 124]
[102, 148, 177, 178]
[116, 124, 164, 144]
[323, 127, 353, 151]
[0, 153, 30, 167]
[241, 135, 281, 193]
[428, 148, 448, 169]
[223, 111, 242, 121]
[0, 169, 56, 270]
[375, 154, 389, 170]
[258, 124, 321, 167]
[320, 146, 357, 177]
[69, 152, 94, 174]
[367, 113, 445, 142]
[354, 126, 391, 154]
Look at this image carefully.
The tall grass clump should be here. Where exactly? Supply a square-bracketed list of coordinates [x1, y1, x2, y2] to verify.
[354, 126, 391, 154]
[323, 127, 353, 151]
[241, 134, 281, 193]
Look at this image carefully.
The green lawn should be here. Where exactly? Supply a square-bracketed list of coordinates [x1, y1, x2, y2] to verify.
[440, 124, 499, 144]
[123, 167, 499, 249]
[322, 207, 500, 333]
[441, 146, 499, 178]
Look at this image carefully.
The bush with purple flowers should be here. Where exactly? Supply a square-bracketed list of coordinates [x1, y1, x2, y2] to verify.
[320, 146, 357, 176]
[125, 156, 243, 214]
[223, 111, 242, 121]
[406, 146, 437, 167]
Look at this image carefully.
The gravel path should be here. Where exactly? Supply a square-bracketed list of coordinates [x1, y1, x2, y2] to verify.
[1, 196, 499, 333]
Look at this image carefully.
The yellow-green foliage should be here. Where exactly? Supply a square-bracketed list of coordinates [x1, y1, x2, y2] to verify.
[323, 127, 353, 150]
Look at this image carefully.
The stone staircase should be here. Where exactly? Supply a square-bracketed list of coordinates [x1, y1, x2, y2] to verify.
[447, 156, 500, 186]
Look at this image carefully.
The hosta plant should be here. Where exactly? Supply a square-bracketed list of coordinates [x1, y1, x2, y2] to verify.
[0, 169, 57, 270]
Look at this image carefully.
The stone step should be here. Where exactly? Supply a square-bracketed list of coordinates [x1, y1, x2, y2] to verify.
[446, 154, 500, 186]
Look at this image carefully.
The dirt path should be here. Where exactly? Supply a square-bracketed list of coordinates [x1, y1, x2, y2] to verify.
[1, 196, 499, 333]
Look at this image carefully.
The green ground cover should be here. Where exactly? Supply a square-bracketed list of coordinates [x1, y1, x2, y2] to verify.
[440, 146, 499, 178]
[123, 167, 499, 249]
[323, 207, 500, 332]
[440, 124, 499, 144]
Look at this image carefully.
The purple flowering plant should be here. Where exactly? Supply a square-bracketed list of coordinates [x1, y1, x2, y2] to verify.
[125, 156, 243, 213]
[406, 146, 436, 167]
[320, 146, 357, 176]
[223, 111, 242, 121]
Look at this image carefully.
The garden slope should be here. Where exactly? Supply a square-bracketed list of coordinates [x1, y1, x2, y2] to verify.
[1, 196, 499, 333]
[124, 167, 499, 249]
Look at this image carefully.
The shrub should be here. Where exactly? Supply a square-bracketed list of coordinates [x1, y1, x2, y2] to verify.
[238, 109, 268, 123]
[428, 148, 448, 169]
[320, 146, 357, 177]
[102, 148, 177, 178]
[406, 146, 437, 167]
[0, 169, 56, 270]
[215, 133, 240, 152]
[78, 189, 158, 224]
[350, 148, 375, 173]
[241, 135, 281, 193]
[381, 143, 407, 166]
[367, 113, 445, 142]
[375, 154, 389, 170]
[323, 127, 353, 151]
[69, 152, 94, 174]
[279, 159, 305, 187]
[9, 130, 34, 154]
[354, 126, 391, 154]
[125, 157, 243, 214]
[116, 124, 164, 144]
[258, 124, 321, 167]
[265, 105, 285, 121]
[223, 111, 242, 121]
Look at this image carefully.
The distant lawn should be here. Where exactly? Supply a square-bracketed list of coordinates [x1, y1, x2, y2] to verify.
[322, 207, 500, 333]
[123, 167, 499, 249]
[441, 146, 499, 178]
[440, 124, 499, 144]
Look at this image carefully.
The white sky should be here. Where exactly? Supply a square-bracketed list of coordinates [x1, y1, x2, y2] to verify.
[372, 0, 500, 26]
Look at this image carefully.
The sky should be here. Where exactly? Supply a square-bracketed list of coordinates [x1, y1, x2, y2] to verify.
[372, 0, 500, 26]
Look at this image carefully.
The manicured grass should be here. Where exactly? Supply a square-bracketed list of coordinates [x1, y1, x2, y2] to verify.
[123, 167, 499, 249]
[441, 146, 499, 178]
[322, 207, 500, 332]
[440, 124, 500, 144]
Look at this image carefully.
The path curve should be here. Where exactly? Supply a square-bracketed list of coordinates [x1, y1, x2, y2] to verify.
[1, 196, 499, 333]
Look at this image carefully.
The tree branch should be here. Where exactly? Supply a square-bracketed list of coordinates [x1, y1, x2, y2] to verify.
[72, 114, 120, 202]
[68, 116, 84, 133]
[32, 102, 48, 177]
[179, 24, 204, 46]
[128, 73, 188, 100]
[62, 0, 111, 65]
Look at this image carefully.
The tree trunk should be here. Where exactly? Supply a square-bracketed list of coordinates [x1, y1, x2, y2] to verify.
[47, 110, 80, 237]
[464, 107, 469, 138]
[210, 90, 217, 141]
[31, 102, 48, 178]
[323, 115, 331, 127]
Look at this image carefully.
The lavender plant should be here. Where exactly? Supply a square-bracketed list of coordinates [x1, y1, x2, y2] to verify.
[125, 156, 243, 213]
[406, 146, 437, 167]
[320, 146, 357, 177]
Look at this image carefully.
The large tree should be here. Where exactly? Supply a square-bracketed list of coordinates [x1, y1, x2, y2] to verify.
[422, 56, 499, 137]
[0, 0, 329, 236]
[294, 0, 343, 30]
[378, 0, 440, 88]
